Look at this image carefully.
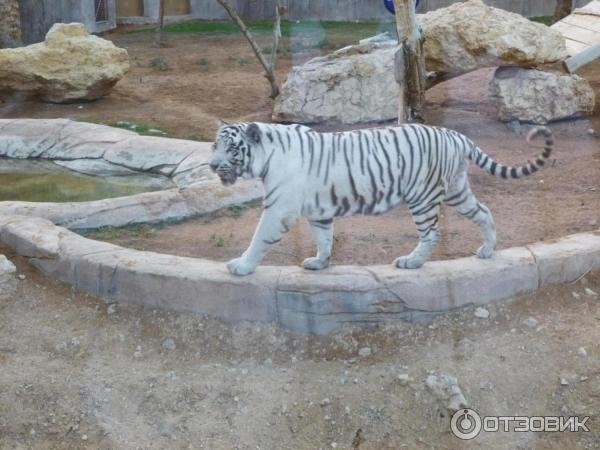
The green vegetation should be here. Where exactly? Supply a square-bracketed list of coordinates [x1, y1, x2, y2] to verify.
[132, 20, 395, 37]
[150, 56, 170, 71]
[77, 118, 170, 137]
[530, 16, 553, 26]
[210, 234, 226, 247]
[196, 57, 209, 66]
[82, 224, 161, 242]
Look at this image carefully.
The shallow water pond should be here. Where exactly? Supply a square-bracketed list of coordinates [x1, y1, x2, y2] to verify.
[0, 159, 174, 202]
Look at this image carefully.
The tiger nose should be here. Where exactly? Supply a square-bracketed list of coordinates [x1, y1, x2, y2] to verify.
[209, 161, 219, 172]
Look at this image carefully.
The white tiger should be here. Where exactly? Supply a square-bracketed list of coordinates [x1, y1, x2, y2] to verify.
[209, 122, 554, 276]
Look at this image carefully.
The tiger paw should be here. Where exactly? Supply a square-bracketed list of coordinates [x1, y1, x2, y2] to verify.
[476, 244, 494, 259]
[393, 255, 425, 269]
[302, 257, 330, 271]
[227, 257, 256, 276]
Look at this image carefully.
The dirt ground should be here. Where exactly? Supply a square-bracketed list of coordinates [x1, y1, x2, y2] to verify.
[1, 26, 600, 449]
[1, 246, 599, 449]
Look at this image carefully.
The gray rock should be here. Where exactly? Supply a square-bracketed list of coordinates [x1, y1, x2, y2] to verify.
[490, 67, 595, 124]
[474, 307, 490, 319]
[0, 255, 16, 274]
[273, 42, 398, 125]
[524, 316, 538, 328]
[425, 372, 468, 411]
[358, 347, 372, 357]
[161, 338, 176, 351]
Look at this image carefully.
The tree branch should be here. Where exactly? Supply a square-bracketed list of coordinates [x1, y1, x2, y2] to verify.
[216, 0, 281, 98]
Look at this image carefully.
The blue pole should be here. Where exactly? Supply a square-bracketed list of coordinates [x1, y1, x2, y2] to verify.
[384, 0, 420, 15]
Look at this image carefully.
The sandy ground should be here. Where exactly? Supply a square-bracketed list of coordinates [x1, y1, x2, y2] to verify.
[1, 246, 599, 449]
[1, 27, 600, 450]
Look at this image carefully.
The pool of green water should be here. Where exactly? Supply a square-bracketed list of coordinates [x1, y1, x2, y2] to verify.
[0, 159, 174, 203]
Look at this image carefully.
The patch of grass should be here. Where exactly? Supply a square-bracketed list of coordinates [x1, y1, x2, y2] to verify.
[187, 132, 207, 141]
[530, 16, 553, 26]
[227, 203, 250, 217]
[82, 224, 161, 242]
[196, 58, 209, 66]
[131, 20, 396, 39]
[150, 56, 170, 71]
[237, 57, 252, 65]
[76, 118, 170, 137]
[210, 234, 226, 247]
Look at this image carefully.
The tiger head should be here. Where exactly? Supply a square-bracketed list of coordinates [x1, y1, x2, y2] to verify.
[209, 122, 262, 185]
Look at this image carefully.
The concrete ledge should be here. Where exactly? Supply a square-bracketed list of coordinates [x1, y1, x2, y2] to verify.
[2, 215, 599, 334]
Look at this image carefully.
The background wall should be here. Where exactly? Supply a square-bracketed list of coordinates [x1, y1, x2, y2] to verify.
[19, 0, 116, 44]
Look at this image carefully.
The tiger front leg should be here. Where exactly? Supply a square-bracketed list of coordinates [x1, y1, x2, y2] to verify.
[394, 201, 442, 269]
[303, 219, 334, 271]
[227, 209, 297, 276]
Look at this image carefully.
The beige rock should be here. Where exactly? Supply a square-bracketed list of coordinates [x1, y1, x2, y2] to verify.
[420, 0, 568, 76]
[272, 42, 399, 124]
[490, 67, 595, 124]
[0, 23, 129, 103]
[273, 0, 569, 125]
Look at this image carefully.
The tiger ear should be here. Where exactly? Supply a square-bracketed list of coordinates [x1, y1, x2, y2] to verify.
[245, 123, 261, 144]
[216, 119, 229, 128]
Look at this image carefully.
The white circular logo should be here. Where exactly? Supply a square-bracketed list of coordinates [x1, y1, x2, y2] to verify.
[451, 408, 482, 440]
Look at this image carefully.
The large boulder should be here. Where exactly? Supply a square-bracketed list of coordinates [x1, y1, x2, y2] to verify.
[273, 41, 398, 124]
[0, 23, 129, 103]
[490, 67, 595, 124]
[274, 0, 570, 124]
[420, 0, 568, 76]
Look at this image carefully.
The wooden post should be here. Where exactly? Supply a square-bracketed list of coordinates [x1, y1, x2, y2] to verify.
[393, 0, 426, 124]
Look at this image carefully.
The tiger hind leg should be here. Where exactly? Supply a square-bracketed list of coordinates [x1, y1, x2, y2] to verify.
[445, 173, 496, 258]
[394, 201, 442, 269]
[303, 218, 334, 270]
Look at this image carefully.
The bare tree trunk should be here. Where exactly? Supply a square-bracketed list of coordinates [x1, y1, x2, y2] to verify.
[393, 0, 426, 124]
[216, 0, 283, 98]
[553, 0, 572, 23]
[154, 0, 166, 47]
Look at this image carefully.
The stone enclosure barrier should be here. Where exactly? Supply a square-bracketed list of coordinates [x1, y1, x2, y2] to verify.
[1, 214, 599, 335]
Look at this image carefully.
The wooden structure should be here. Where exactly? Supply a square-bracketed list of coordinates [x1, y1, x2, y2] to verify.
[552, 0, 600, 56]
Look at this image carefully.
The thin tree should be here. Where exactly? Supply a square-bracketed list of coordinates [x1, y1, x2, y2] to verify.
[393, 0, 426, 123]
[216, 0, 285, 98]
[553, 0, 572, 23]
[154, 0, 166, 47]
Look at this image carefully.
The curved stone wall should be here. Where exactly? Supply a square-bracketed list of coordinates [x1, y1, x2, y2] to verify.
[2, 215, 599, 335]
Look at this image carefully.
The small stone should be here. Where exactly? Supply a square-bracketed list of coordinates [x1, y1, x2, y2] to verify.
[320, 398, 331, 406]
[81, 434, 88, 441]
[0, 255, 16, 274]
[398, 373, 413, 385]
[134, 351, 142, 358]
[474, 307, 490, 319]
[580, 376, 588, 382]
[587, 128, 597, 137]
[161, 338, 176, 351]
[358, 347, 372, 357]
[18, 274, 26, 280]
[524, 317, 538, 328]
[107, 304, 117, 315]
[331, 443, 338, 449]
[584, 288, 598, 297]
[560, 378, 569, 386]
[578, 347, 587, 357]
[572, 292, 581, 300]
